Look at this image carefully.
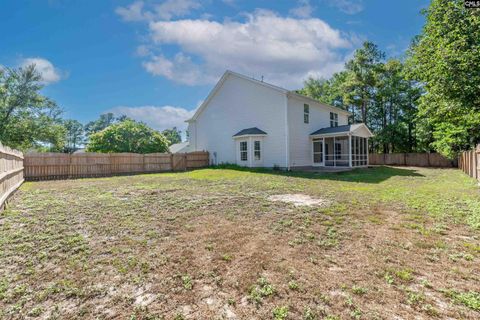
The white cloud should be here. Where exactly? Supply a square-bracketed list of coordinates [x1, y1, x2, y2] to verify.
[20, 57, 63, 84]
[142, 10, 353, 88]
[136, 45, 151, 57]
[325, 0, 364, 15]
[115, 1, 151, 22]
[154, 0, 201, 20]
[290, 0, 314, 18]
[116, 0, 201, 22]
[109, 105, 195, 133]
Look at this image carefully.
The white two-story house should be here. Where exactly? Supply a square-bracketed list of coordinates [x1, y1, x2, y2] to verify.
[185, 70, 373, 169]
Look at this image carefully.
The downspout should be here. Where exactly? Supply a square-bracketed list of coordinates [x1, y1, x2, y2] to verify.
[284, 94, 290, 170]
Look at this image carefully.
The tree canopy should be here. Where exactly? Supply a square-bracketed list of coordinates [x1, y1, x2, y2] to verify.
[62, 119, 84, 153]
[299, 41, 423, 154]
[0, 65, 65, 150]
[86, 119, 169, 153]
[406, 0, 480, 158]
[162, 127, 182, 145]
[84, 113, 127, 136]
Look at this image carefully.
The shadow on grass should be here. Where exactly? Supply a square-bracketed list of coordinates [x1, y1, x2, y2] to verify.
[209, 164, 425, 184]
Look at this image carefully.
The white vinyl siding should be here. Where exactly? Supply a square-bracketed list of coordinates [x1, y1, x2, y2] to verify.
[288, 96, 349, 167]
[193, 74, 287, 167]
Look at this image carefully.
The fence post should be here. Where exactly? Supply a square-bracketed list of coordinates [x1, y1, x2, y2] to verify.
[474, 148, 478, 180]
[142, 154, 145, 173]
[68, 153, 72, 179]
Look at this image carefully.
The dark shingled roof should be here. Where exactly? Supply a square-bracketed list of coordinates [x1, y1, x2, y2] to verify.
[310, 124, 352, 136]
[233, 127, 267, 137]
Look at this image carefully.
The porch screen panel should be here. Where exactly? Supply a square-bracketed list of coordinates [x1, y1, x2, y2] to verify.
[334, 136, 349, 167]
[352, 136, 368, 167]
[363, 138, 368, 165]
[313, 140, 323, 163]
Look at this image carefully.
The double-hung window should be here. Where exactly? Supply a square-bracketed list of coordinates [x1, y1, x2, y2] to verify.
[304, 104, 309, 124]
[330, 112, 338, 127]
[254, 141, 261, 160]
[240, 141, 248, 161]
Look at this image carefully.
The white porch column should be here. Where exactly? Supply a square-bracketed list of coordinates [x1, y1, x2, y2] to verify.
[348, 135, 352, 167]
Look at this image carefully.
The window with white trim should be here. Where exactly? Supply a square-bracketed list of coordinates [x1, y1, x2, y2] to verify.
[240, 141, 248, 161]
[330, 112, 338, 127]
[254, 141, 261, 160]
[304, 104, 309, 124]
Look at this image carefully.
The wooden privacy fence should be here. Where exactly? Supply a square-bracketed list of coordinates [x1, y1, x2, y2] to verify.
[369, 153, 457, 167]
[0, 143, 24, 209]
[459, 145, 480, 182]
[24, 151, 209, 180]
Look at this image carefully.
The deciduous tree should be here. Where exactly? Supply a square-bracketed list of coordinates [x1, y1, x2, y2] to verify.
[86, 119, 169, 153]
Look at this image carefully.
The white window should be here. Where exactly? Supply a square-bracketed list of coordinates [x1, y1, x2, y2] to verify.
[254, 141, 261, 160]
[330, 112, 338, 127]
[304, 104, 309, 124]
[240, 141, 248, 161]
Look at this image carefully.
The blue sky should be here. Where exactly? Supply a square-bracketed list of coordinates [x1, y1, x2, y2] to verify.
[0, 0, 429, 133]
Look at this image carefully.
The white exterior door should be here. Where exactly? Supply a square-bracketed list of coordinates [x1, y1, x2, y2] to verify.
[235, 137, 264, 167]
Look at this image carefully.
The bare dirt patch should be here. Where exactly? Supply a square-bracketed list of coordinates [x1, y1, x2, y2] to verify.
[1, 167, 479, 319]
[267, 193, 330, 207]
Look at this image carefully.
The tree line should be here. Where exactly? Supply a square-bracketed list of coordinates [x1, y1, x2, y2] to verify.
[0, 65, 182, 154]
[298, 0, 479, 159]
[1, 0, 478, 158]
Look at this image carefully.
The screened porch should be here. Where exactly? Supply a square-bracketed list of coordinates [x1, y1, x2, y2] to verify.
[310, 124, 373, 168]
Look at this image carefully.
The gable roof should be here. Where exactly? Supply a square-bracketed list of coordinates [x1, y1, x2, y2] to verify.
[233, 127, 267, 137]
[186, 70, 349, 122]
[310, 123, 373, 137]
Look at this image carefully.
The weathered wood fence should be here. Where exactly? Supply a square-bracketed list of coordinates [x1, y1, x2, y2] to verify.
[458, 145, 480, 182]
[0, 143, 24, 209]
[368, 153, 457, 167]
[24, 151, 209, 180]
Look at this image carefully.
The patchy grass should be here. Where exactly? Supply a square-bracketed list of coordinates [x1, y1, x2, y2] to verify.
[0, 166, 479, 319]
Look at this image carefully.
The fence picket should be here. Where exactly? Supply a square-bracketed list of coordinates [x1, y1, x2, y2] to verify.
[0, 143, 24, 209]
[368, 152, 456, 167]
[23, 151, 209, 181]
[458, 145, 480, 183]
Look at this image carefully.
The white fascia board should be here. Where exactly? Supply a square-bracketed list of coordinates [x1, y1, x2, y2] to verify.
[232, 134, 267, 139]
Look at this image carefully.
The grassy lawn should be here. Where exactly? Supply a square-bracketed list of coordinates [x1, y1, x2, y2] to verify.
[1, 166, 480, 319]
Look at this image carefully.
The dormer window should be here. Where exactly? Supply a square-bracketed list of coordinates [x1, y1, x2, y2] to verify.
[304, 104, 309, 124]
[330, 112, 338, 127]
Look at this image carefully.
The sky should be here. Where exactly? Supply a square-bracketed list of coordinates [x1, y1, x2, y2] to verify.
[0, 0, 430, 134]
